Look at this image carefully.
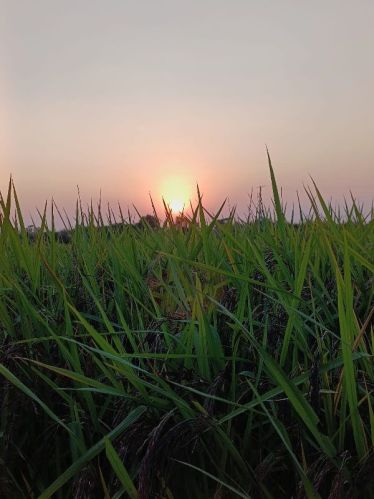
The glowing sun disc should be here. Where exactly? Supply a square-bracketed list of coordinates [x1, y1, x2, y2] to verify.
[169, 198, 185, 212]
[160, 174, 190, 213]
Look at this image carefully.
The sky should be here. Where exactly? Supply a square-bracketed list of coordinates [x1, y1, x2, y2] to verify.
[1, 0, 373, 223]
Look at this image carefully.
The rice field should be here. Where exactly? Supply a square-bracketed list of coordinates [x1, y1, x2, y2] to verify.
[1, 160, 373, 498]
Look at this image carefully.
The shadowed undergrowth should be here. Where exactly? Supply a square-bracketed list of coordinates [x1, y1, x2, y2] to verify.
[0, 159, 373, 498]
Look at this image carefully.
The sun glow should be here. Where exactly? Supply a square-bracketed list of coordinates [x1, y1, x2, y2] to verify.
[160, 175, 190, 213]
[169, 198, 185, 212]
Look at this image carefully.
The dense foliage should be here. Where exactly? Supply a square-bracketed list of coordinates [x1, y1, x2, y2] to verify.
[1, 163, 373, 498]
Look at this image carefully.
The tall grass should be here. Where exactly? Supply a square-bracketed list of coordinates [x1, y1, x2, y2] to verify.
[0, 162, 373, 498]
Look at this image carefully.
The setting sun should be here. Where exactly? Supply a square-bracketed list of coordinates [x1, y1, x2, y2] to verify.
[160, 174, 191, 213]
[169, 198, 185, 212]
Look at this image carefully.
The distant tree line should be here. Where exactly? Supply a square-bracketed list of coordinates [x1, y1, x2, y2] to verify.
[23, 214, 161, 244]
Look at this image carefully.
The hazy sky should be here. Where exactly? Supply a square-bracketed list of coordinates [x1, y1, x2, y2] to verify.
[1, 0, 373, 221]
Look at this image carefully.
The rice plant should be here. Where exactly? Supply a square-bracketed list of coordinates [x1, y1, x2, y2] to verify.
[0, 159, 373, 498]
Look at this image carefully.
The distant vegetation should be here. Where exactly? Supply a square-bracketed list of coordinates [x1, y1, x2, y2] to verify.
[1, 158, 373, 498]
